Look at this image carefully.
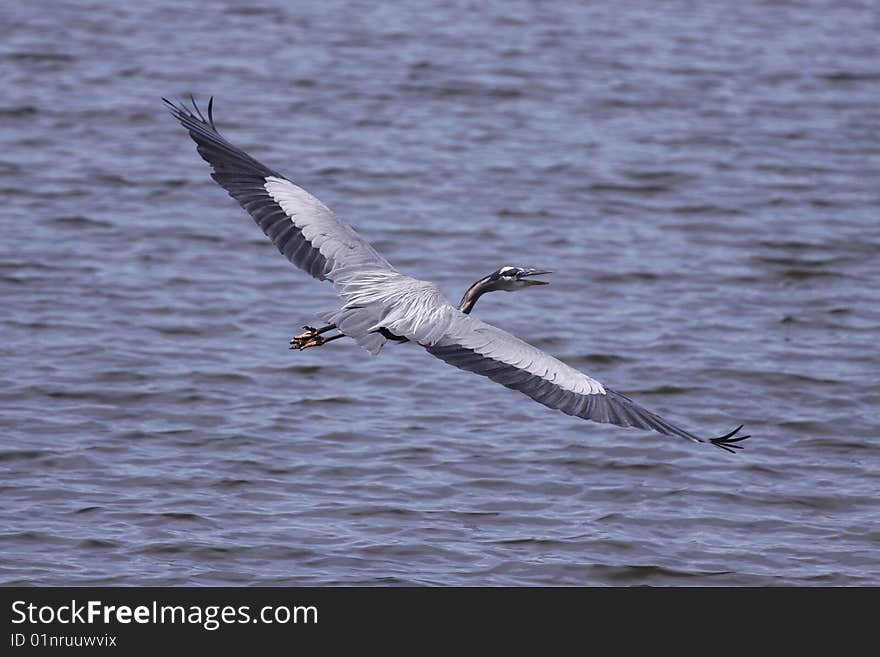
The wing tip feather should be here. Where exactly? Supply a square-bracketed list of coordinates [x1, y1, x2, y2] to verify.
[708, 424, 750, 454]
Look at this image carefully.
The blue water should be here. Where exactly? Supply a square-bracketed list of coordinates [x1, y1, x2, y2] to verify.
[1, 0, 878, 585]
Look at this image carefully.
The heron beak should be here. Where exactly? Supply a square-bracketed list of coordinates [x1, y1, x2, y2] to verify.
[518, 268, 552, 286]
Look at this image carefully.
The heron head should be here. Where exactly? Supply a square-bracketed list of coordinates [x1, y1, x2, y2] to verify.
[459, 266, 552, 313]
[485, 266, 552, 292]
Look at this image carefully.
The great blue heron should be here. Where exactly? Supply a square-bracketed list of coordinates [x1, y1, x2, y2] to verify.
[165, 97, 749, 454]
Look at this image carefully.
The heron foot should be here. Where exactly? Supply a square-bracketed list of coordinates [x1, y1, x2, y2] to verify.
[290, 334, 327, 350]
[290, 326, 321, 350]
[290, 324, 344, 350]
[292, 325, 318, 340]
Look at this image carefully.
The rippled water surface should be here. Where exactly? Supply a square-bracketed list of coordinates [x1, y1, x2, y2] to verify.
[2, 1, 878, 585]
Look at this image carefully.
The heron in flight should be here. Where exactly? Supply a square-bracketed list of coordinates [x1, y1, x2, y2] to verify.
[165, 97, 748, 454]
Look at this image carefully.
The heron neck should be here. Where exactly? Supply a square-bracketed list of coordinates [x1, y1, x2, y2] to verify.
[458, 277, 492, 314]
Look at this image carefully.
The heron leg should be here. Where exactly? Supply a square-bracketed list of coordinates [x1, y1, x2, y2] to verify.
[294, 324, 337, 338]
[289, 324, 343, 350]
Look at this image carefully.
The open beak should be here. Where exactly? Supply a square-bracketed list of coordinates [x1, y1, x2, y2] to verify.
[518, 268, 552, 286]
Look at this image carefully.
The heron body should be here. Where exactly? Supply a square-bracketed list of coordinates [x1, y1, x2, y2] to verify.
[165, 97, 749, 454]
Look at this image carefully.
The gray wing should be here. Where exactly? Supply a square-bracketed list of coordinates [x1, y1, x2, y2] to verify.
[164, 97, 394, 283]
[419, 312, 748, 453]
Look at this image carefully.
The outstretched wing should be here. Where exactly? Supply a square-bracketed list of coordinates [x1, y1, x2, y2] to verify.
[164, 97, 395, 283]
[417, 312, 748, 453]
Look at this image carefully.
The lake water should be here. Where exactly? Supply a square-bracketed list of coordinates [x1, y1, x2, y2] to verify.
[1, 0, 878, 585]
